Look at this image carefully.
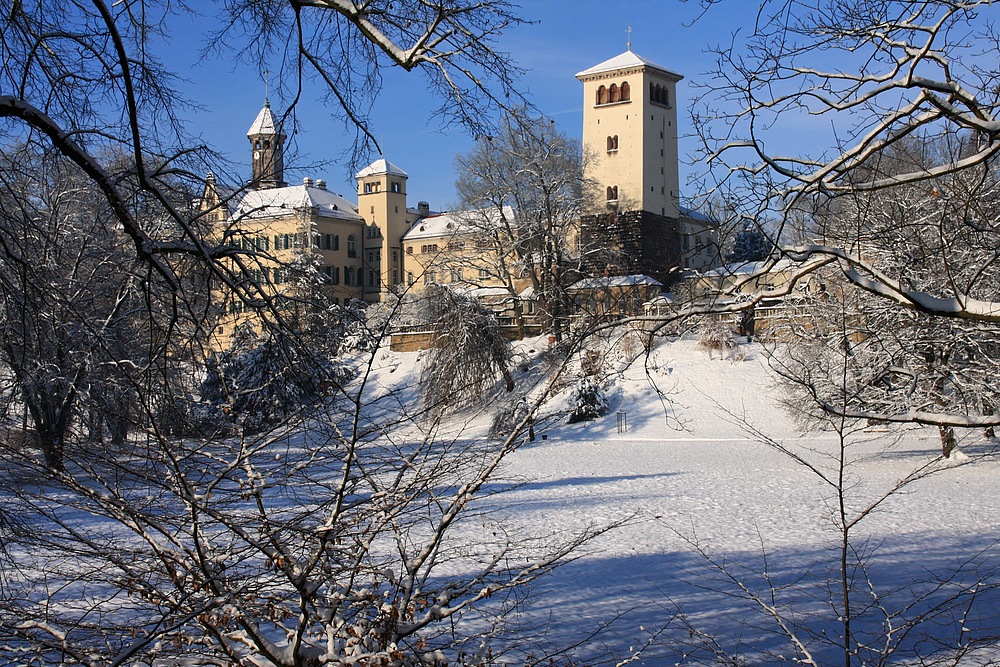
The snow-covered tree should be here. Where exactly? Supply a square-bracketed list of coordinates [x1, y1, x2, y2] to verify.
[0, 4, 616, 665]
[420, 285, 515, 416]
[688, 0, 1000, 435]
[567, 378, 609, 424]
[766, 135, 1000, 456]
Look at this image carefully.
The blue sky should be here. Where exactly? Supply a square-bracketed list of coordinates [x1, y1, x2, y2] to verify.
[171, 1, 745, 210]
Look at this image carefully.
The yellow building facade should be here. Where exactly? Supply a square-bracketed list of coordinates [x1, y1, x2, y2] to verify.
[210, 49, 719, 345]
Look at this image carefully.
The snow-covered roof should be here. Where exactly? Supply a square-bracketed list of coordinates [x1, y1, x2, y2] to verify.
[402, 206, 515, 241]
[235, 183, 363, 222]
[699, 258, 797, 279]
[678, 205, 717, 225]
[247, 101, 284, 137]
[568, 275, 663, 291]
[575, 50, 683, 80]
[356, 158, 408, 179]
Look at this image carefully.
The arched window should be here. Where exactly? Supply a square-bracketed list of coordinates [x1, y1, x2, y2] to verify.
[347, 234, 357, 258]
[607, 135, 615, 151]
[606, 185, 618, 202]
[621, 81, 630, 101]
[346, 266, 356, 286]
[597, 85, 608, 105]
[609, 83, 620, 103]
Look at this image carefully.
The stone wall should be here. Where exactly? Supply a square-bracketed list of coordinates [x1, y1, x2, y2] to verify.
[580, 209, 683, 286]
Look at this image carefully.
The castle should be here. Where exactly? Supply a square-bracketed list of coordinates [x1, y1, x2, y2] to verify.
[202, 50, 719, 338]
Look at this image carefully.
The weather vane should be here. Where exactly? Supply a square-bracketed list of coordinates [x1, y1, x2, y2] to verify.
[263, 68, 269, 103]
[626, 24, 632, 51]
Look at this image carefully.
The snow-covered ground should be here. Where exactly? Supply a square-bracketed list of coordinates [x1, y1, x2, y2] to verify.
[400, 336, 1000, 665]
[6, 334, 998, 666]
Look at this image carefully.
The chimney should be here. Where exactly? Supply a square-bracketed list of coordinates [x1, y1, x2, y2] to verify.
[417, 201, 430, 216]
[315, 179, 327, 190]
[303, 177, 313, 187]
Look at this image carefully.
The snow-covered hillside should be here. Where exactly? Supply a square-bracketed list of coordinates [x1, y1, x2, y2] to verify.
[403, 336, 1000, 665]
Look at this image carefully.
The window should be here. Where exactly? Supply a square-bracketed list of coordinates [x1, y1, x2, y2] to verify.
[347, 235, 357, 258]
[596, 85, 608, 105]
[364, 182, 372, 194]
[606, 135, 619, 152]
[406, 246, 413, 254]
[606, 185, 619, 202]
[423, 271, 436, 285]
[345, 266, 356, 286]
[392, 269, 398, 285]
[650, 82, 669, 106]
[449, 240, 466, 251]
[621, 81, 630, 101]
[319, 233, 339, 251]
[609, 83, 620, 103]
[407, 271, 414, 286]
[391, 181, 400, 193]
[367, 270, 375, 287]
[479, 268, 490, 279]
[476, 239, 492, 249]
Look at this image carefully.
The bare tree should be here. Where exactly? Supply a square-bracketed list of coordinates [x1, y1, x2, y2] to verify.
[689, 0, 1000, 432]
[455, 112, 593, 340]
[0, 3, 623, 665]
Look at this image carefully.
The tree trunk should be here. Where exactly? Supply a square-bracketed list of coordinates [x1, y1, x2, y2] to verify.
[939, 425, 957, 458]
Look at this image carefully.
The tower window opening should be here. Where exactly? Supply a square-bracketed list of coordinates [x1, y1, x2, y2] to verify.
[609, 83, 620, 103]
[606, 135, 619, 152]
[597, 85, 608, 105]
[606, 185, 619, 202]
[621, 81, 630, 101]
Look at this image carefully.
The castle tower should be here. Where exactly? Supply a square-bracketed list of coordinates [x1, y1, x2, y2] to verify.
[576, 50, 682, 218]
[356, 158, 410, 299]
[247, 100, 286, 189]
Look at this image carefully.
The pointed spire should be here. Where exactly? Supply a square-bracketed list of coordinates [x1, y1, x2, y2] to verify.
[247, 100, 284, 138]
